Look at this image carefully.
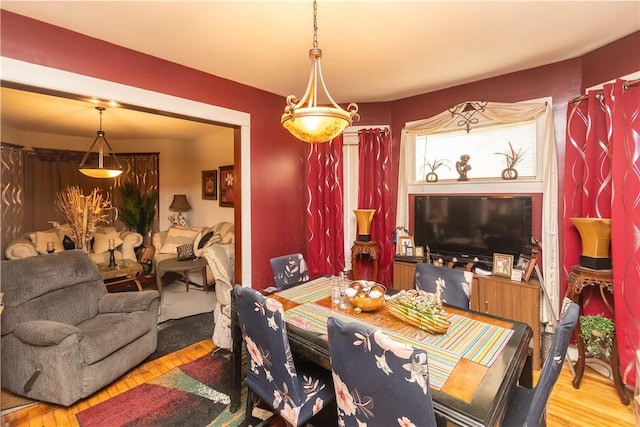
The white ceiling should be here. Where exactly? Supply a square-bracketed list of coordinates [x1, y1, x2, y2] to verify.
[1, 1, 639, 138]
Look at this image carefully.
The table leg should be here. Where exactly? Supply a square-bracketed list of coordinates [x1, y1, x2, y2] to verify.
[184, 271, 190, 291]
[202, 266, 208, 293]
[351, 252, 359, 280]
[611, 333, 631, 405]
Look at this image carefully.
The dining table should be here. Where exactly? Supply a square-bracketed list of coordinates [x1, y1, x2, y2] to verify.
[230, 276, 533, 427]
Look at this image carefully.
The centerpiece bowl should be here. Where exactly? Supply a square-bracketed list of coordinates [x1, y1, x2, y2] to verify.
[345, 280, 386, 312]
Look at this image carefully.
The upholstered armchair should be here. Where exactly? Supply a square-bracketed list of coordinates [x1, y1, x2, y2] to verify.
[327, 317, 437, 426]
[4, 225, 143, 265]
[414, 262, 473, 310]
[233, 285, 335, 426]
[269, 253, 309, 289]
[1, 250, 160, 406]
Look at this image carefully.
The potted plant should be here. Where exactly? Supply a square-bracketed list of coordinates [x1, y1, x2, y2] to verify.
[119, 183, 158, 238]
[579, 314, 615, 359]
[496, 142, 525, 180]
[421, 158, 450, 183]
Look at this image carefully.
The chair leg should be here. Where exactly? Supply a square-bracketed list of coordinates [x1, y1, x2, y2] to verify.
[244, 387, 257, 427]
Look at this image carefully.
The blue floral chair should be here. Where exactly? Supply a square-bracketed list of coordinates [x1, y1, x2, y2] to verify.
[326, 317, 437, 427]
[414, 262, 472, 310]
[233, 285, 334, 426]
[502, 299, 579, 426]
[270, 253, 310, 289]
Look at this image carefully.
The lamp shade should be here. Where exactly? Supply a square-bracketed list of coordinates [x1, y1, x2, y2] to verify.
[169, 194, 191, 212]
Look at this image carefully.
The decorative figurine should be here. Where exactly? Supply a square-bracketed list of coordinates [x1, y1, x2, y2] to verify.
[456, 154, 472, 181]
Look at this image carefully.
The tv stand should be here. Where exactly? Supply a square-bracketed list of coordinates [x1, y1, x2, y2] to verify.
[392, 258, 541, 370]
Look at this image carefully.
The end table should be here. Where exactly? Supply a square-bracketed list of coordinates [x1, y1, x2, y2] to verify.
[568, 264, 630, 405]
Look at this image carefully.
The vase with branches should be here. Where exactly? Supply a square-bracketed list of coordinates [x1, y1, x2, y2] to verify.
[50, 186, 111, 250]
[496, 142, 525, 179]
[421, 158, 450, 183]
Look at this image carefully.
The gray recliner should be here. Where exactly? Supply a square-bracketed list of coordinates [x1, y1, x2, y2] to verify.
[1, 250, 160, 406]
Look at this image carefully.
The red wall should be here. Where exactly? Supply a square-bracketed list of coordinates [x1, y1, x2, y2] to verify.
[2, 10, 638, 289]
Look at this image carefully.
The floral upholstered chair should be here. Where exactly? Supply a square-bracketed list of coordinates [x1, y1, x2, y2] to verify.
[414, 262, 473, 310]
[269, 253, 310, 289]
[326, 317, 437, 427]
[233, 285, 334, 426]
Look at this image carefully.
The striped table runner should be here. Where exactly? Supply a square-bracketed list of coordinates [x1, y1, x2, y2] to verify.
[285, 303, 515, 389]
[276, 276, 333, 303]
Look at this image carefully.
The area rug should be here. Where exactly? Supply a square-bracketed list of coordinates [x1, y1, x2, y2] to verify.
[145, 312, 214, 362]
[76, 351, 242, 427]
[158, 280, 217, 323]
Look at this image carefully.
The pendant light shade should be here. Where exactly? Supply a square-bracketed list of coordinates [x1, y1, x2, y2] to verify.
[79, 107, 123, 178]
[281, 0, 359, 143]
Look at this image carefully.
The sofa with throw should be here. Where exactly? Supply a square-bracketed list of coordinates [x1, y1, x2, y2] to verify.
[4, 225, 143, 266]
[152, 222, 235, 349]
[0, 250, 160, 406]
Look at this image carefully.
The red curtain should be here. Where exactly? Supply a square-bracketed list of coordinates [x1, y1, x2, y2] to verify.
[564, 80, 640, 387]
[305, 136, 346, 277]
[357, 128, 394, 286]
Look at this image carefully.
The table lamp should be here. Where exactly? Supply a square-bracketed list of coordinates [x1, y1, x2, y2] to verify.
[169, 194, 192, 227]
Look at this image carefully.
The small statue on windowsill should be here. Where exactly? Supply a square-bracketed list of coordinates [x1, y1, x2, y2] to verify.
[456, 154, 472, 181]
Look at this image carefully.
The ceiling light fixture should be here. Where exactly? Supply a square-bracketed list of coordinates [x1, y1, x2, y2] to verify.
[79, 106, 123, 178]
[281, 0, 359, 143]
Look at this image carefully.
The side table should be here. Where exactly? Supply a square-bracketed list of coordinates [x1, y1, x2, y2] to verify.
[351, 241, 379, 281]
[567, 264, 630, 405]
[99, 259, 143, 291]
[155, 257, 209, 305]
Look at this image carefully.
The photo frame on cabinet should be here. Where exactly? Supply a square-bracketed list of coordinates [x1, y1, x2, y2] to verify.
[397, 236, 415, 256]
[201, 170, 217, 200]
[492, 253, 514, 278]
[219, 165, 234, 207]
[523, 255, 537, 282]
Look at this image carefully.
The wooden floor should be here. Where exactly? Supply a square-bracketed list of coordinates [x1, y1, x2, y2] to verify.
[1, 340, 635, 427]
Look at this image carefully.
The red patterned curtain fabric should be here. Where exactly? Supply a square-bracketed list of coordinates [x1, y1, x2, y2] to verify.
[357, 128, 394, 286]
[304, 136, 346, 277]
[564, 80, 640, 387]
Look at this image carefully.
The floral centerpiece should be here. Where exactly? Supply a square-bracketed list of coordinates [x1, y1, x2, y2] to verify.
[50, 186, 111, 250]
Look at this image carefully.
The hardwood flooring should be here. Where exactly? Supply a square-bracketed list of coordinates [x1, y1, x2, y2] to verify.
[1, 340, 635, 426]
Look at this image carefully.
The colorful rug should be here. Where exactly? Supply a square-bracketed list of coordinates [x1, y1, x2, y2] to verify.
[76, 351, 243, 427]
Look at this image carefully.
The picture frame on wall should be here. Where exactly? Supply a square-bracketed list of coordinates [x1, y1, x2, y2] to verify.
[397, 236, 415, 256]
[201, 170, 217, 200]
[219, 165, 234, 207]
[492, 253, 514, 278]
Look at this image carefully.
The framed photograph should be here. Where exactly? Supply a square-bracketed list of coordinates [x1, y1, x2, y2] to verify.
[397, 236, 415, 256]
[201, 170, 217, 200]
[492, 253, 514, 278]
[511, 268, 523, 281]
[219, 165, 234, 207]
[523, 256, 537, 282]
[414, 246, 424, 257]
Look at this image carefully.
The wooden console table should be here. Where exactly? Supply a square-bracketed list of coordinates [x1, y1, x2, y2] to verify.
[351, 241, 379, 281]
[567, 265, 630, 405]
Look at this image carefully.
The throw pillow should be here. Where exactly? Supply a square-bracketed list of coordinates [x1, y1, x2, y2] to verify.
[176, 243, 196, 261]
[62, 235, 76, 250]
[193, 227, 223, 257]
[34, 231, 64, 254]
[92, 230, 124, 254]
[159, 226, 200, 254]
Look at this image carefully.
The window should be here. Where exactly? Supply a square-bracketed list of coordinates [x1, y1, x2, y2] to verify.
[415, 120, 537, 182]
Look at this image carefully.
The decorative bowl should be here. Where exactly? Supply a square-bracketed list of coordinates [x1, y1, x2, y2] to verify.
[345, 280, 386, 312]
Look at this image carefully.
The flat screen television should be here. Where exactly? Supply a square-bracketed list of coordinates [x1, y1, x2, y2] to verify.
[414, 195, 532, 264]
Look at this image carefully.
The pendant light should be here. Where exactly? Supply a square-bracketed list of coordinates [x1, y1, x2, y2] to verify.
[281, 0, 359, 143]
[79, 106, 123, 178]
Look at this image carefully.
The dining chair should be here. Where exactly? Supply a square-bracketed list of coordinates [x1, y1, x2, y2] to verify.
[233, 285, 335, 427]
[413, 262, 472, 310]
[326, 317, 438, 427]
[502, 300, 580, 426]
[270, 253, 310, 289]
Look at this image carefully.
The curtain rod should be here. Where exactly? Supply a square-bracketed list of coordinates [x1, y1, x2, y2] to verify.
[571, 78, 640, 103]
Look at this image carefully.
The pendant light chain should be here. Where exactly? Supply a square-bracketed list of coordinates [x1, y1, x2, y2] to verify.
[312, 0, 318, 49]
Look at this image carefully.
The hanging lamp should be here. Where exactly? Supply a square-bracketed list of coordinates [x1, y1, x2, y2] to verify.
[281, 0, 359, 143]
[79, 106, 123, 178]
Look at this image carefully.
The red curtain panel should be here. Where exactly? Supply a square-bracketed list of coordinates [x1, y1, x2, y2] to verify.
[358, 128, 395, 286]
[305, 136, 346, 277]
[564, 79, 640, 387]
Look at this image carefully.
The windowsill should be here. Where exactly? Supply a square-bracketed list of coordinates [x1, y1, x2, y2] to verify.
[408, 179, 544, 194]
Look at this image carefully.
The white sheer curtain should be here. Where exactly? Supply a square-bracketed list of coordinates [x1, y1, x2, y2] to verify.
[397, 101, 559, 326]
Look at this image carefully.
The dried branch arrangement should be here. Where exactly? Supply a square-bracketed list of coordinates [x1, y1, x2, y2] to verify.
[50, 186, 111, 250]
